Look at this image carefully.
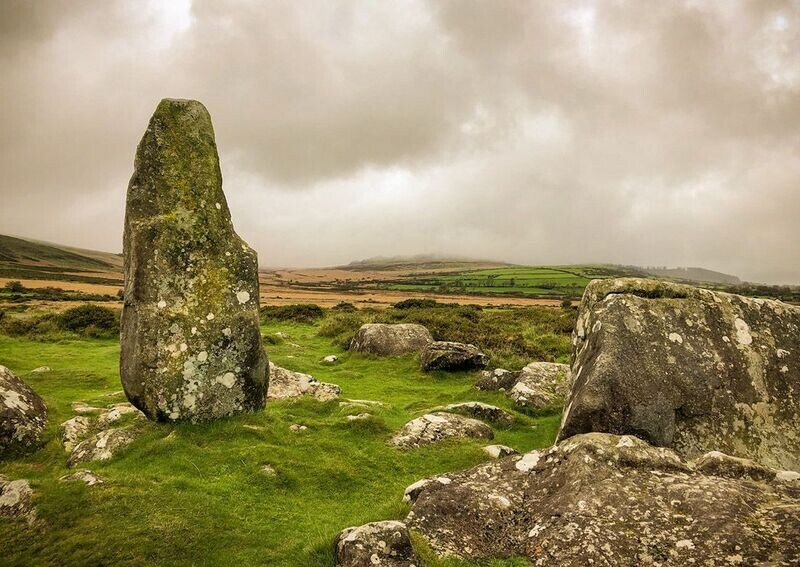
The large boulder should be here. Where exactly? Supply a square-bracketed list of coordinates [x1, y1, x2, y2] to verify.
[508, 362, 571, 410]
[559, 278, 800, 470]
[267, 362, 340, 402]
[0, 365, 47, 457]
[120, 99, 268, 422]
[390, 412, 493, 447]
[333, 520, 418, 567]
[350, 324, 432, 356]
[420, 341, 488, 372]
[405, 432, 800, 564]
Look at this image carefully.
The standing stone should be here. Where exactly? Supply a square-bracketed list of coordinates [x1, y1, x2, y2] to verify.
[120, 99, 268, 422]
[0, 365, 47, 457]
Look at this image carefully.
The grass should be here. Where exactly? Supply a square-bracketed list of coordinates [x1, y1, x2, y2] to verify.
[0, 312, 563, 566]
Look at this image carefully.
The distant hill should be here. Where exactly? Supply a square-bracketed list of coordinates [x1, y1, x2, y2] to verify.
[342, 254, 509, 272]
[0, 234, 123, 284]
[637, 266, 741, 285]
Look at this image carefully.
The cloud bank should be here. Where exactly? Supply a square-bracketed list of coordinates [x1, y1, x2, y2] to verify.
[1, 0, 798, 283]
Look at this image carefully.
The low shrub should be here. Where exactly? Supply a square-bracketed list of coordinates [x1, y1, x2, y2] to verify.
[260, 304, 324, 324]
[59, 304, 119, 334]
[331, 301, 356, 311]
[393, 298, 440, 309]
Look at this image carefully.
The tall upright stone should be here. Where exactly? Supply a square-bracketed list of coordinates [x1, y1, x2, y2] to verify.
[121, 99, 268, 422]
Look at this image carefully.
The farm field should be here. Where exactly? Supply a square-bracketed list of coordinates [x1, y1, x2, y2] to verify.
[0, 306, 566, 566]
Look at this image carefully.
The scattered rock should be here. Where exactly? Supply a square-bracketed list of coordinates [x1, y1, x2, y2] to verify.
[267, 362, 341, 402]
[444, 402, 514, 426]
[71, 401, 103, 414]
[0, 365, 47, 457]
[420, 341, 488, 372]
[390, 412, 493, 448]
[67, 427, 138, 467]
[0, 476, 34, 520]
[289, 424, 308, 432]
[322, 355, 338, 363]
[346, 413, 372, 421]
[405, 432, 800, 564]
[508, 362, 571, 409]
[475, 368, 520, 391]
[120, 98, 268, 423]
[260, 464, 277, 476]
[61, 416, 92, 452]
[59, 470, 103, 486]
[482, 444, 519, 459]
[350, 323, 433, 356]
[334, 520, 418, 567]
[560, 278, 800, 469]
[30, 366, 51, 374]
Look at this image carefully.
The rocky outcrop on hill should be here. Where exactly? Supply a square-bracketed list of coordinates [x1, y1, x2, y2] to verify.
[350, 324, 433, 356]
[61, 416, 91, 451]
[559, 278, 800, 469]
[0, 365, 47, 458]
[508, 362, 571, 410]
[390, 412, 493, 448]
[267, 362, 340, 401]
[333, 520, 418, 567]
[420, 341, 488, 372]
[404, 433, 800, 564]
[120, 98, 268, 423]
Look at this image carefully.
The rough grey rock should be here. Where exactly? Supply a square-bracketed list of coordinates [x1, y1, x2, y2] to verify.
[420, 341, 489, 372]
[289, 424, 308, 432]
[390, 412, 493, 448]
[71, 401, 103, 414]
[97, 402, 145, 427]
[350, 323, 433, 356]
[0, 476, 34, 520]
[482, 444, 519, 459]
[30, 366, 50, 374]
[334, 520, 418, 567]
[346, 413, 372, 421]
[0, 365, 47, 457]
[61, 416, 92, 452]
[120, 98, 268, 423]
[559, 278, 800, 469]
[475, 368, 520, 391]
[59, 470, 103, 486]
[508, 362, 571, 410]
[267, 362, 340, 402]
[67, 427, 138, 468]
[403, 476, 454, 505]
[322, 355, 338, 363]
[405, 432, 800, 564]
[444, 402, 515, 426]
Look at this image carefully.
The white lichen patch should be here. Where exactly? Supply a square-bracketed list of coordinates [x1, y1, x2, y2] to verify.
[215, 202, 221, 209]
[236, 290, 250, 304]
[668, 333, 683, 344]
[734, 318, 752, 345]
[157, 300, 167, 309]
[515, 451, 541, 472]
[197, 351, 208, 363]
[206, 313, 215, 321]
[217, 372, 236, 388]
[2, 389, 31, 411]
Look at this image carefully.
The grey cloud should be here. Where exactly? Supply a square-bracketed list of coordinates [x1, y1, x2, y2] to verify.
[0, 0, 798, 283]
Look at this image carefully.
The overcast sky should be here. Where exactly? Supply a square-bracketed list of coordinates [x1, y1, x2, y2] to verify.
[1, 1, 798, 283]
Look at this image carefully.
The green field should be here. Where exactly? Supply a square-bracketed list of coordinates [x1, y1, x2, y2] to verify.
[0, 308, 564, 566]
[384, 265, 631, 298]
